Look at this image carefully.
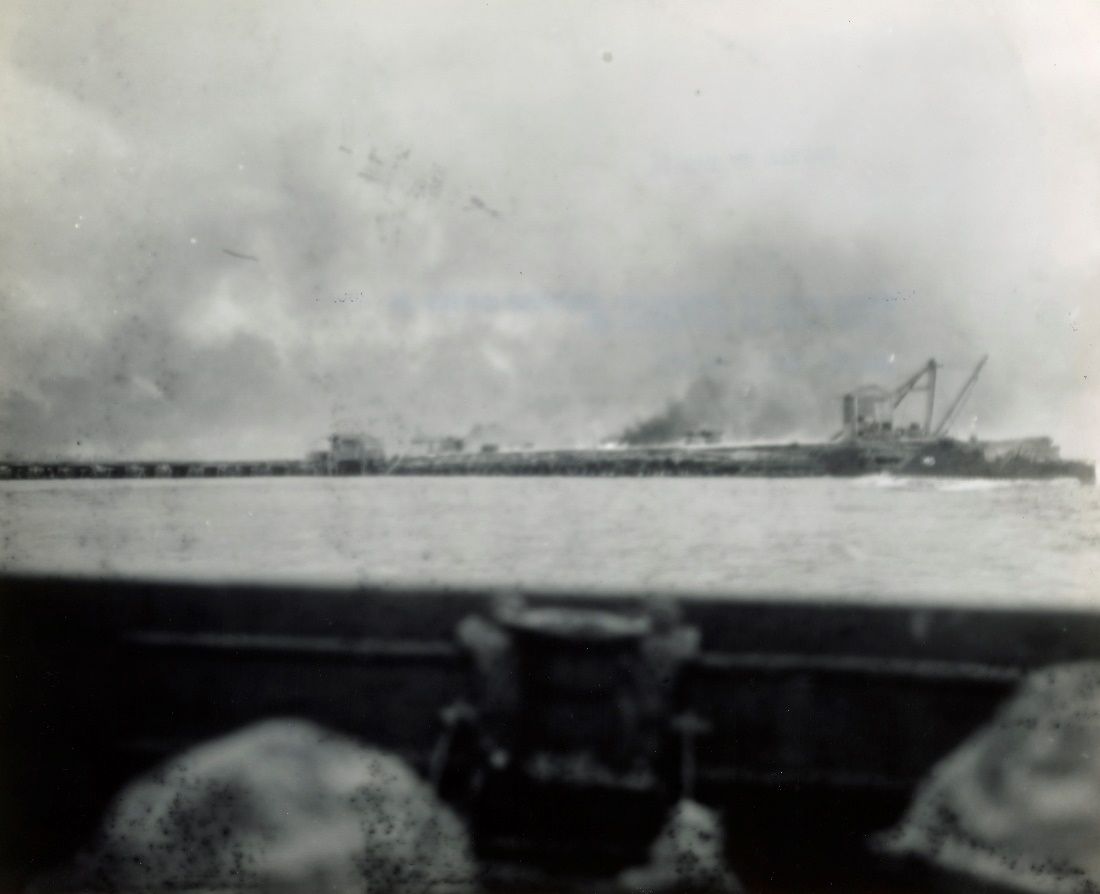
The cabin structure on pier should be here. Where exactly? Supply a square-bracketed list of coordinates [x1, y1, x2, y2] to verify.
[324, 432, 384, 474]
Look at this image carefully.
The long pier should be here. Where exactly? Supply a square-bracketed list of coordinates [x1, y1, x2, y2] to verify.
[0, 460, 316, 480]
[0, 443, 889, 481]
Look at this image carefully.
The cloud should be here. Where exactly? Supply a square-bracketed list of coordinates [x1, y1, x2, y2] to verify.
[2, 0, 1097, 459]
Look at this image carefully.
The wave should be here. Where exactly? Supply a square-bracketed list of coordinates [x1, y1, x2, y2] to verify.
[855, 474, 1076, 492]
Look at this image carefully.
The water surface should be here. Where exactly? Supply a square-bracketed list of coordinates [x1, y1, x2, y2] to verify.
[2, 476, 1097, 607]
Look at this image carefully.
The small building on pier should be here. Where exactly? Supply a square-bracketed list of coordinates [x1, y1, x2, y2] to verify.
[325, 433, 384, 474]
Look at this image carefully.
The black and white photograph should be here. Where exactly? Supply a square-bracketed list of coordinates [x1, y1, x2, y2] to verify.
[1, 2, 1099, 891]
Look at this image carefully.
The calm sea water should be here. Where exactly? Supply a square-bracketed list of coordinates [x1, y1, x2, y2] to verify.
[1, 476, 1098, 607]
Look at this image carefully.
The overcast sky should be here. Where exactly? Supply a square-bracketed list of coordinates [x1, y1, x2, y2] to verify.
[2, 1, 1097, 460]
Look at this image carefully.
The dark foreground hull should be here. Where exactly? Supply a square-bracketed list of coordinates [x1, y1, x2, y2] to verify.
[4, 575, 1100, 892]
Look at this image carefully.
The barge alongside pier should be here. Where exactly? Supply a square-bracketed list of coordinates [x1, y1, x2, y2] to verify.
[378, 437, 1094, 482]
[380, 356, 1093, 482]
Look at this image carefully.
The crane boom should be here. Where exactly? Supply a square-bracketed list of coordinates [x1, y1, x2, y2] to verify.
[933, 355, 988, 437]
[890, 359, 937, 436]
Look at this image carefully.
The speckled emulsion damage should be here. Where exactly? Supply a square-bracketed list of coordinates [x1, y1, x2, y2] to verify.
[29, 719, 479, 893]
[879, 662, 1100, 893]
[26, 716, 745, 894]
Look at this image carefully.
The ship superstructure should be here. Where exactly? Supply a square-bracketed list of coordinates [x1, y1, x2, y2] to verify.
[838, 356, 986, 443]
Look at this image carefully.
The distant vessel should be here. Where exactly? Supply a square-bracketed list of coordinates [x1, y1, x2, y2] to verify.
[372, 356, 1095, 483]
[831, 356, 1094, 483]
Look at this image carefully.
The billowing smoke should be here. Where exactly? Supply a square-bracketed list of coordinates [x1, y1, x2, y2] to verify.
[616, 370, 815, 446]
[617, 376, 727, 446]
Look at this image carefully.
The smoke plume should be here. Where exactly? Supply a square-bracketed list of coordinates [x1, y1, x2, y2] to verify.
[618, 377, 727, 446]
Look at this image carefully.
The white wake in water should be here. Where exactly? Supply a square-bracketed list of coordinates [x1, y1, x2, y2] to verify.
[856, 474, 1077, 492]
